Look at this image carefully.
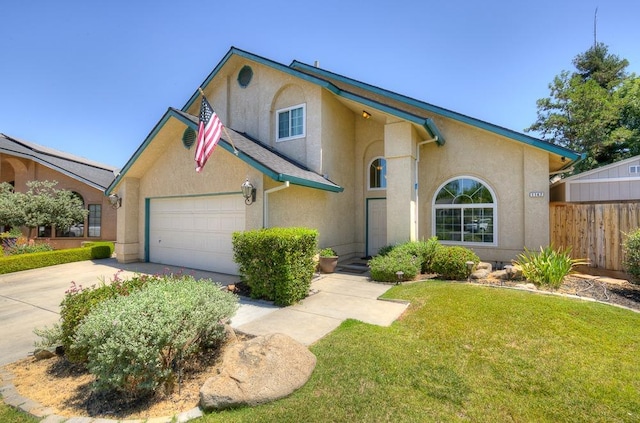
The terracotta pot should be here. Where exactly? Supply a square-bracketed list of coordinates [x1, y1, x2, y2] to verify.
[318, 256, 338, 273]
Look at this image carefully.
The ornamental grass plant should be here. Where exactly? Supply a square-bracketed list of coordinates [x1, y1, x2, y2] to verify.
[516, 245, 588, 289]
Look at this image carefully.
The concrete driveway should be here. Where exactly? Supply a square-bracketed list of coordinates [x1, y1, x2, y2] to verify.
[0, 259, 409, 367]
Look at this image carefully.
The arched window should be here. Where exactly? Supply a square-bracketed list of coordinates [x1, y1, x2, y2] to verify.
[433, 177, 496, 245]
[369, 157, 387, 190]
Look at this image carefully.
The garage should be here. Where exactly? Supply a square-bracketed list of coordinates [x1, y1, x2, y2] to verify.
[148, 195, 245, 274]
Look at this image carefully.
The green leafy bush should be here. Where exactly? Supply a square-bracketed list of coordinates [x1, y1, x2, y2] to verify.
[82, 241, 115, 255]
[369, 250, 420, 282]
[73, 276, 238, 395]
[393, 237, 441, 273]
[233, 227, 317, 306]
[319, 247, 338, 257]
[516, 245, 587, 289]
[431, 246, 480, 280]
[60, 272, 159, 362]
[0, 247, 94, 274]
[623, 229, 640, 284]
[90, 245, 111, 259]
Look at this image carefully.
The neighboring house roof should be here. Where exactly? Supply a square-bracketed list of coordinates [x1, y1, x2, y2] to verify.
[106, 108, 343, 195]
[551, 155, 640, 186]
[182, 47, 580, 162]
[0, 133, 117, 191]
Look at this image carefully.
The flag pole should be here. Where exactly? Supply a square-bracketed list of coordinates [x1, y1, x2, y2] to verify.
[198, 88, 239, 156]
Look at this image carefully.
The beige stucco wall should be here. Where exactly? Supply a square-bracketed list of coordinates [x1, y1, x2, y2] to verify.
[420, 118, 550, 263]
[0, 154, 116, 246]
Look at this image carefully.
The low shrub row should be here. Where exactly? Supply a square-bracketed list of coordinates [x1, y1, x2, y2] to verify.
[233, 227, 318, 306]
[369, 237, 479, 282]
[0, 244, 112, 274]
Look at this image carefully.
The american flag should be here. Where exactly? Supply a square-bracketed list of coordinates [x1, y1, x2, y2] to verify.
[194, 95, 223, 172]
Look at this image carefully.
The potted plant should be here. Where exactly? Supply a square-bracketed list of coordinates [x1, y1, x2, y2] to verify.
[318, 247, 339, 273]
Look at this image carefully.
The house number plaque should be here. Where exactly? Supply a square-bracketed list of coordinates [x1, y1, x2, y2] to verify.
[529, 191, 544, 198]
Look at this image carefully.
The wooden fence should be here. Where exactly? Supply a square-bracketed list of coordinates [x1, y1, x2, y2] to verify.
[550, 202, 640, 271]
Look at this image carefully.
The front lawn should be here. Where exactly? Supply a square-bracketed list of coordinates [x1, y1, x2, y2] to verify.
[2, 281, 638, 422]
[200, 282, 639, 422]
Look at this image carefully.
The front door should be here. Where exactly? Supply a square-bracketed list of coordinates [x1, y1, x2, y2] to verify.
[366, 198, 387, 257]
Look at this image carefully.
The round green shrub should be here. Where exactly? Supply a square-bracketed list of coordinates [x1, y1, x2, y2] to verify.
[393, 237, 441, 273]
[90, 245, 111, 259]
[623, 229, 640, 284]
[73, 275, 238, 395]
[431, 246, 479, 280]
[369, 250, 420, 282]
[60, 273, 158, 362]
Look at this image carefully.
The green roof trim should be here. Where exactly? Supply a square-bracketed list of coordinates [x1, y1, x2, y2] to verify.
[289, 60, 579, 160]
[106, 108, 343, 195]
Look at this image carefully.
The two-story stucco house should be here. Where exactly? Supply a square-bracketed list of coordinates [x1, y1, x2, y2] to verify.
[106, 47, 580, 275]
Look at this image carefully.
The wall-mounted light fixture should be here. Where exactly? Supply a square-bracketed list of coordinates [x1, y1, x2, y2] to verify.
[241, 178, 256, 205]
[108, 193, 122, 209]
[362, 110, 372, 119]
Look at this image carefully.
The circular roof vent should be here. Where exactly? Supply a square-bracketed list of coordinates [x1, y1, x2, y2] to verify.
[182, 127, 196, 149]
[237, 65, 253, 88]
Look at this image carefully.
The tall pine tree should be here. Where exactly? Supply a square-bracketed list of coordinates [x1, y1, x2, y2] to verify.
[527, 43, 640, 172]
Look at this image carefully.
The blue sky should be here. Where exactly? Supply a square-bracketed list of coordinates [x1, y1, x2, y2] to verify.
[1, 0, 638, 169]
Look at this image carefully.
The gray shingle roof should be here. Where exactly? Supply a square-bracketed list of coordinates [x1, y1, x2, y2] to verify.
[0, 133, 117, 191]
[171, 109, 342, 192]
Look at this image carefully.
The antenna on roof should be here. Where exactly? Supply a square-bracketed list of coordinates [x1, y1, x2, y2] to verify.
[593, 7, 598, 47]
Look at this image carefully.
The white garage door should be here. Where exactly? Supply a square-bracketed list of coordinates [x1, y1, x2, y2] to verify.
[149, 195, 245, 274]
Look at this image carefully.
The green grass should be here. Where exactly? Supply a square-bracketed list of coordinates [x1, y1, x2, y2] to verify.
[197, 282, 640, 423]
[0, 403, 38, 423]
[2, 282, 638, 422]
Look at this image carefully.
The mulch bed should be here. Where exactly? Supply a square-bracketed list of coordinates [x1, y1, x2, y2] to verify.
[472, 273, 640, 312]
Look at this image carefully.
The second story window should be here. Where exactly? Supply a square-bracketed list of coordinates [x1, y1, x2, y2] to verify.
[277, 104, 305, 141]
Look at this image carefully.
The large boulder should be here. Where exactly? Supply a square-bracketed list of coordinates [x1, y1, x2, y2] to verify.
[199, 333, 316, 410]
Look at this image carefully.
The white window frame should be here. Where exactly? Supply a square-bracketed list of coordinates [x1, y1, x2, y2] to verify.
[432, 176, 497, 247]
[368, 157, 387, 190]
[276, 103, 306, 142]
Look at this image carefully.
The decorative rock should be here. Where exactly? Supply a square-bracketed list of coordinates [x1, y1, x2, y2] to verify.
[33, 348, 56, 360]
[470, 269, 491, 279]
[477, 262, 493, 272]
[199, 333, 316, 410]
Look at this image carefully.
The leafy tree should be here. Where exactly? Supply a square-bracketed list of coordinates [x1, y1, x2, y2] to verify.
[0, 180, 88, 238]
[527, 43, 640, 172]
[0, 183, 23, 229]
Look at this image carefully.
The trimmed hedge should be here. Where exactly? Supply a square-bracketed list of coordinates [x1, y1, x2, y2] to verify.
[82, 241, 115, 255]
[431, 246, 480, 280]
[233, 227, 318, 306]
[0, 245, 112, 274]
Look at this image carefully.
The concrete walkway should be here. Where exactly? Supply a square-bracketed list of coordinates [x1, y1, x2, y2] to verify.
[235, 272, 409, 345]
[0, 259, 408, 366]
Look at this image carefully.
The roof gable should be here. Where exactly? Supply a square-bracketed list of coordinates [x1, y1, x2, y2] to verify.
[182, 47, 579, 160]
[0, 133, 117, 191]
[106, 108, 343, 194]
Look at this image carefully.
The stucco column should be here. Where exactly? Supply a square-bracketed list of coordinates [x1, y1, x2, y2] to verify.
[384, 121, 416, 245]
[523, 149, 550, 249]
[114, 177, 140, 263]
